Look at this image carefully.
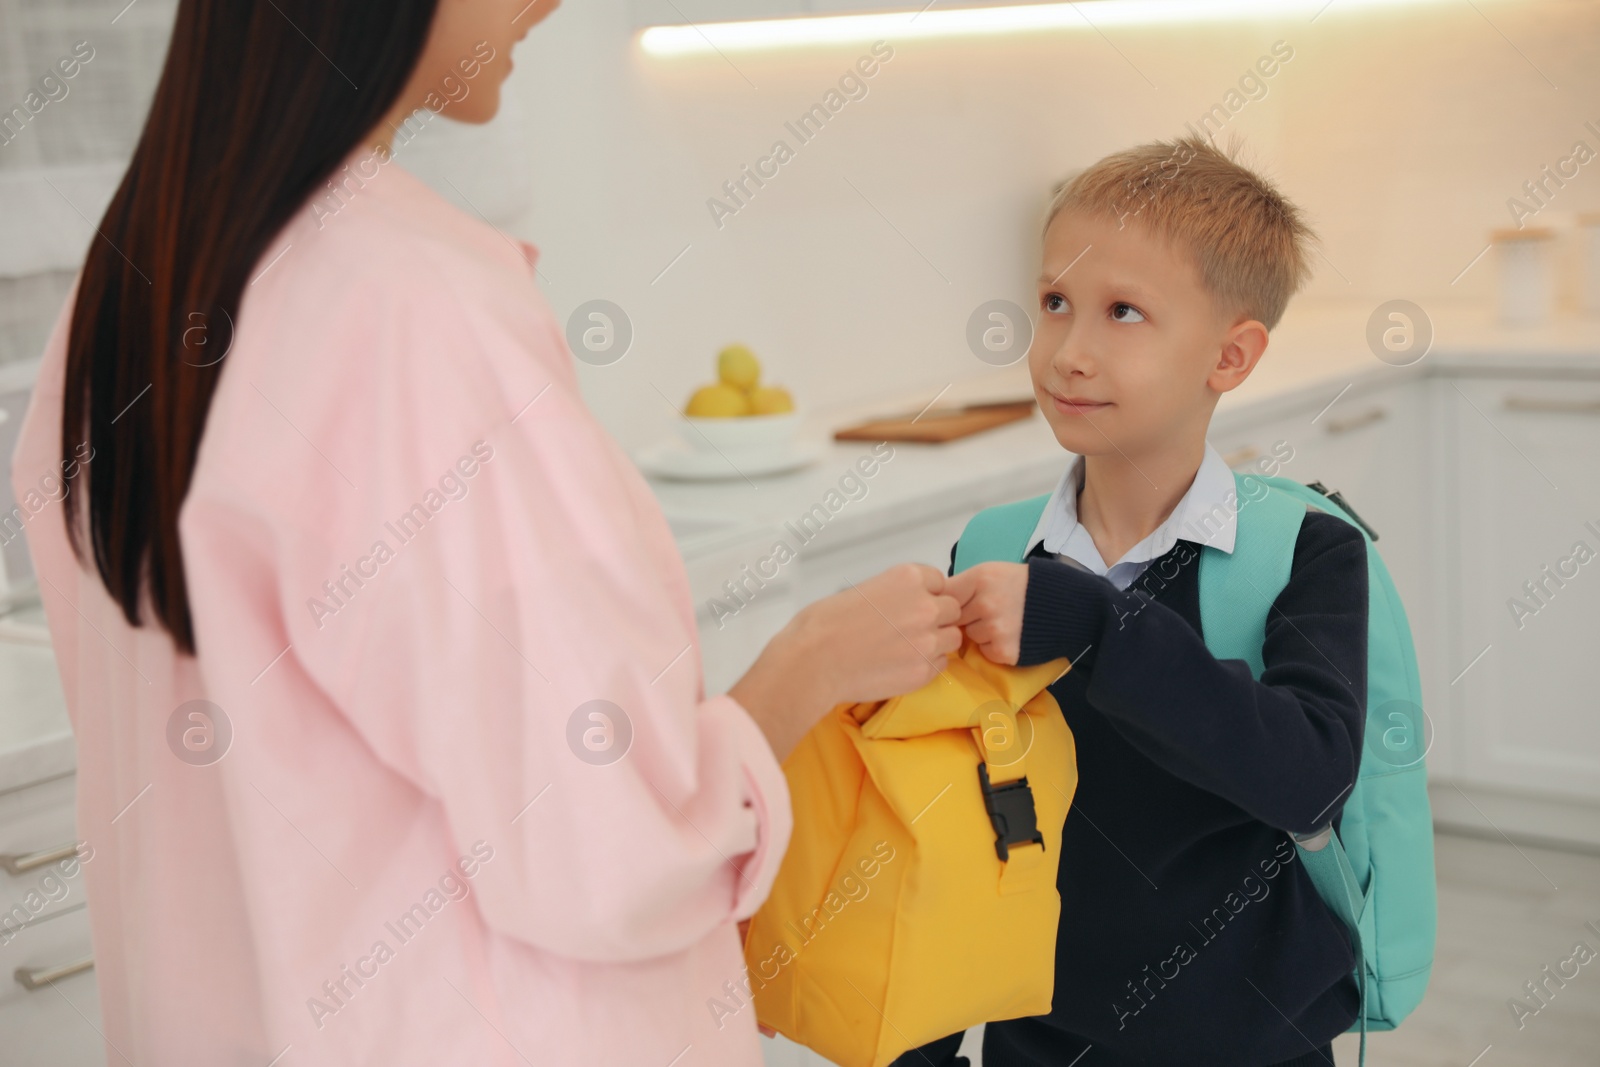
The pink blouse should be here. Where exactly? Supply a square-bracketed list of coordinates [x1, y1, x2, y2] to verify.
[10, 148, 792, 1066]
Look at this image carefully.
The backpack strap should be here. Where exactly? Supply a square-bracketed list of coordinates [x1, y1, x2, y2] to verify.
[1197, 471, 1372, 1067]
[953, 493, 1051, 572]
[1194, 473, 1306, 673]
[1301, 835, 1371, 1065]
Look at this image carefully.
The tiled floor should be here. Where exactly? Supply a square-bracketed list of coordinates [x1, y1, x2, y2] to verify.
[763, 831, 1600, 1066]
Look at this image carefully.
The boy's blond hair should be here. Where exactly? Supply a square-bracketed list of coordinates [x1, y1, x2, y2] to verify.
[1044, 133, 1316, 331]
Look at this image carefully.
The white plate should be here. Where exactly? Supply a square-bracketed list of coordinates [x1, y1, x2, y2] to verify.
[635, 436, 824, 481]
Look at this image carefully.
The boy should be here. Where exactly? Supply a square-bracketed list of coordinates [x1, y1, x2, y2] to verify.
[900, 135, 1367, 1066]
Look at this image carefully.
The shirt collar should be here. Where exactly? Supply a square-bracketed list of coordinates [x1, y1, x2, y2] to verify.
[1025, 441, 1240, 568]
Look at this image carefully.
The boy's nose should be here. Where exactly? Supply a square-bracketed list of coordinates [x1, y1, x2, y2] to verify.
[1047, 330, 1097, 377]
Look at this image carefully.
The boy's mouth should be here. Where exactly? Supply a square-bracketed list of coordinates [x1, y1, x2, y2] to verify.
[1049, 392, 1113, 416]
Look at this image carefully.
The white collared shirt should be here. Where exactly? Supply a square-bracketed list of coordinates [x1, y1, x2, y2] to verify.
[1026, 441, 1240, 591]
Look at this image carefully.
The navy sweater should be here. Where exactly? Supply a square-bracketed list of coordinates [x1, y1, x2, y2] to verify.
[941, 510, 1368, 1067]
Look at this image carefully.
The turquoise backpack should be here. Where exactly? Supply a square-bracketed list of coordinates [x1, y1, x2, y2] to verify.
[953, 470, 1436, 1064]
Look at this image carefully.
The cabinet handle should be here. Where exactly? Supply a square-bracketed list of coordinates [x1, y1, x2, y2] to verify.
[1222, 444, 1260, 467]
[1503, 395, 1600, 415]
[1323, 407, 1387, 434]
[15, 955, 93, 991]
[1, 843, 80, 876]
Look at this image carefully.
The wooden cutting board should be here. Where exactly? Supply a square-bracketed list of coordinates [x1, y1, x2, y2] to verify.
[832, 399, 1036, 443]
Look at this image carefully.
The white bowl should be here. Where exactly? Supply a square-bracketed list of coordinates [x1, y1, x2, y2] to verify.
[677, 409, 801, 453]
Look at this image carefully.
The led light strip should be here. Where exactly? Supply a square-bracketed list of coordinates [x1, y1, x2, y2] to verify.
[639, 0, 1450, 56]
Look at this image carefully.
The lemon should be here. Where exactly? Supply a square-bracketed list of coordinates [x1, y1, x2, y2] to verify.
[685, 383, 751, 418]
[717, 344, 762, 391]
[749, 385, 794, 415]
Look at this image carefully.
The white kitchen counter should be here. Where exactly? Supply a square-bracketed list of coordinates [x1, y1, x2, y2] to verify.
[1, 299, 1597, 796]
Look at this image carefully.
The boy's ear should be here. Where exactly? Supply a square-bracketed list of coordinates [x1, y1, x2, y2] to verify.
[1208, 318, 1269, 394]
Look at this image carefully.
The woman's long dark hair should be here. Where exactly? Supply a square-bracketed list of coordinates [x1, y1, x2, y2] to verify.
[61, 0, 439, 654]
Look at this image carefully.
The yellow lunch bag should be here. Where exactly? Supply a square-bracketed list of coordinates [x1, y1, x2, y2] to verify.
[741, 635, 1077, 1067]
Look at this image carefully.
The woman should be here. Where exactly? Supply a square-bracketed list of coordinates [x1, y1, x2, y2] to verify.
[9, 1, 963, 1063]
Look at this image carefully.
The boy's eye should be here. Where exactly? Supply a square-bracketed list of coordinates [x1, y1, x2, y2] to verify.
[1043, 293, 1068, 314]
[1111, 302, 1146, 324]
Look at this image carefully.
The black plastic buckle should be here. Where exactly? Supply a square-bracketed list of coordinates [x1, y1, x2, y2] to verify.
[977, 763, 1045, 862]
[1306, 481, 1380, 542]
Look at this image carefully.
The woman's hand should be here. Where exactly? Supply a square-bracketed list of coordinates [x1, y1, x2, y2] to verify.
[941, 561, 1030, 666]
[800, 562, 965, 706]
[731, 563, 963, 761]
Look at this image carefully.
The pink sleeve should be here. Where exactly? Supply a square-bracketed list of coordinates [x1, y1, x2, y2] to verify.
[185, 276, 791, 962]
[716, 692, 793, 920]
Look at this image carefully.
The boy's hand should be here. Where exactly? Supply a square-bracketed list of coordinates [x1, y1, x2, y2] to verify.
[943, 561, 1030, 665]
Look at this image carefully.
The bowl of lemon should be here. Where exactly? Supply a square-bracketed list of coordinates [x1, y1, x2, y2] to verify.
[680, 344, 799, 452]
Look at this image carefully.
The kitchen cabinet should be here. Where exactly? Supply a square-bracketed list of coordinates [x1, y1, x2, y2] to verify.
[0, 772, 103, 1064]
[641, 508, 807, 695]
[1443, 373, 1600, 824]
[679, 522, 804, 696]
